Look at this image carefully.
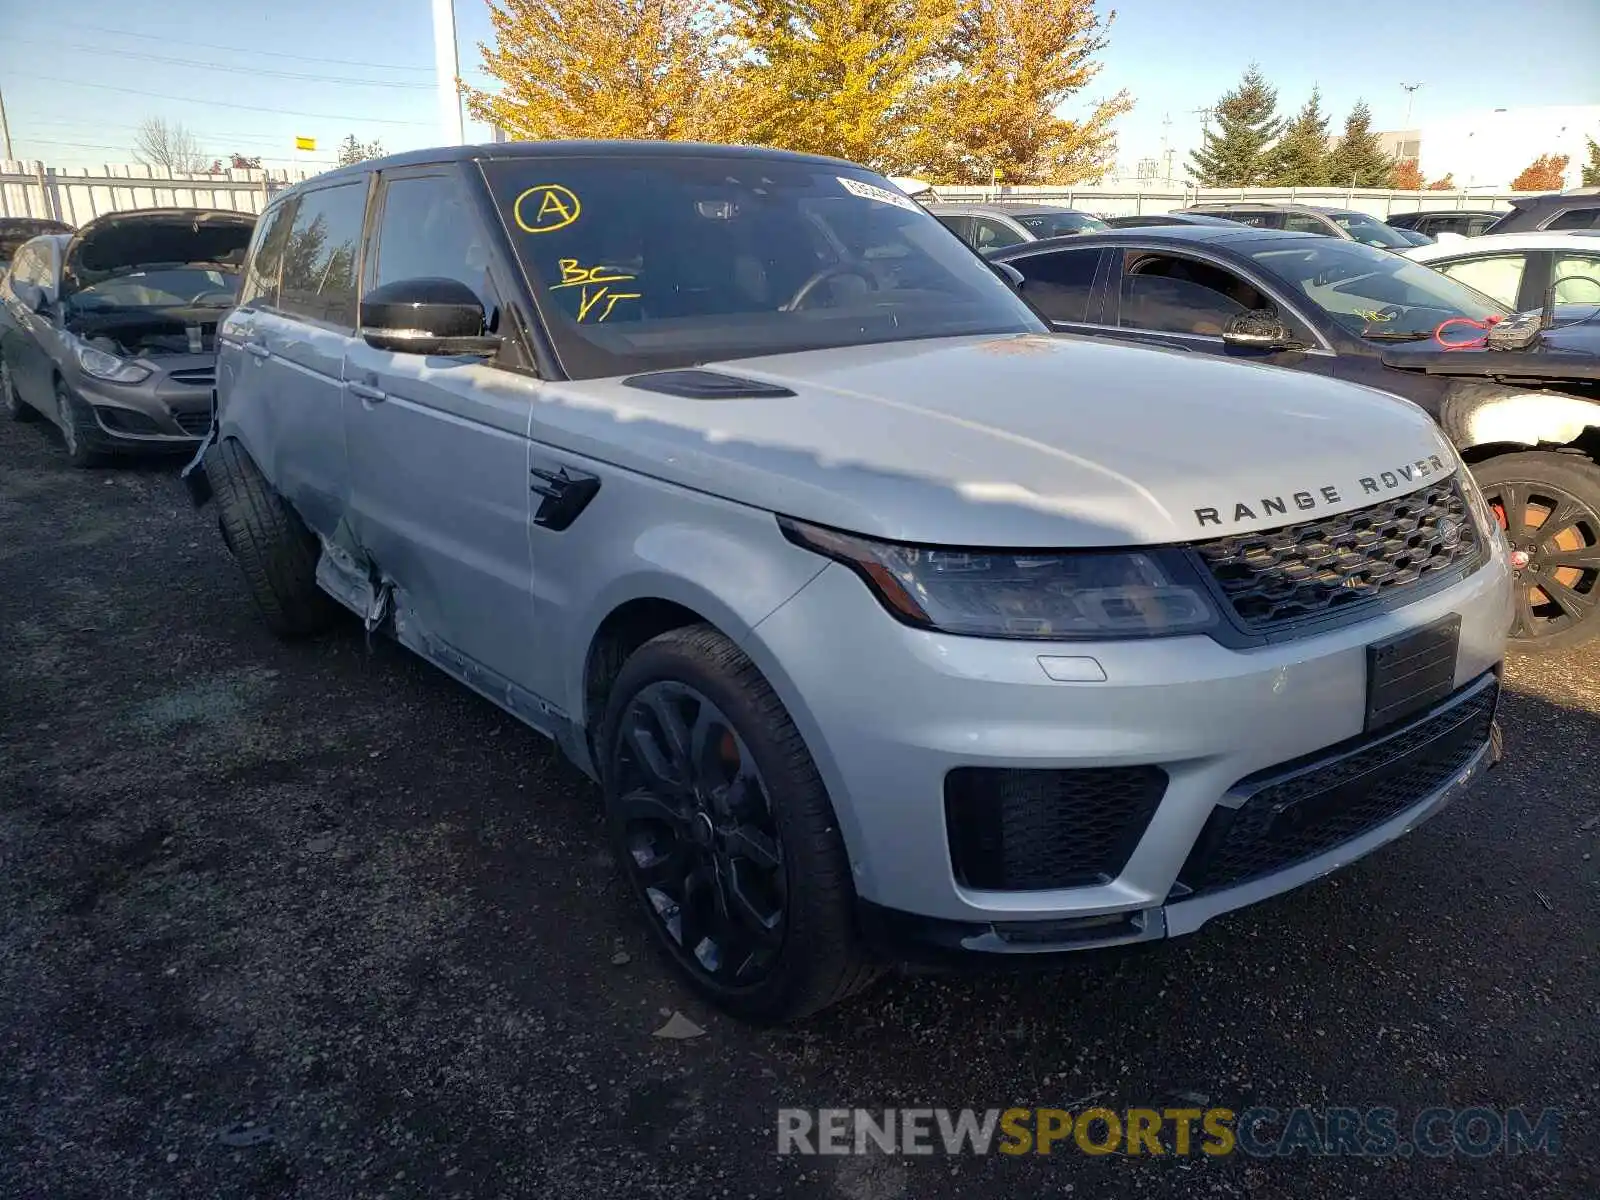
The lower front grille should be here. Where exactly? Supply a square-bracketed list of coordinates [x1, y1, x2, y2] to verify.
[945, 766, 1167, 891]
[172, 409, 211, 435]
[1178, 674, 1498, 896]
[168, 368, 216, 386]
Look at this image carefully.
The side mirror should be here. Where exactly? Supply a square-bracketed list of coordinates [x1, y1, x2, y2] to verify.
[1223, 308, 1302, 351]
[359, 277, 502, 356]
[989, 261, 1025, 291]
[13, 281, 45, 313]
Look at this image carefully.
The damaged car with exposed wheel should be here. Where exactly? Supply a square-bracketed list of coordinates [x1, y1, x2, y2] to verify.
[186, 142, 1511, 1022]
[0, 209, 254, 465]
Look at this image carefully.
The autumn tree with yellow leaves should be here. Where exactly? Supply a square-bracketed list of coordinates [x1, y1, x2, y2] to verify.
[463, 0, 738, 142]
[464, 0, 1130, 185]
[904, 0, 1131, 184]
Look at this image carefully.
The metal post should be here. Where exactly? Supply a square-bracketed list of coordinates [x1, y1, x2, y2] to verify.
[432, 0, 465, 145]
[0, 84, 12, 161]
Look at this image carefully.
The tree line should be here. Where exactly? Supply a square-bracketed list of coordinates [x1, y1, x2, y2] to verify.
[464, 0, 1132, 186]
[1190, 66, 1591, 192]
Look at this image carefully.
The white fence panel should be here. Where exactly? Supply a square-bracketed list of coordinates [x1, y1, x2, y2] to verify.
[931, 184, 1524, 219]
[0, 161, 316, 223]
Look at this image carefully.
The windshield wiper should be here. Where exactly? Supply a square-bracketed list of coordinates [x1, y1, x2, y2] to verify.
[1362, 331, 1431, 342]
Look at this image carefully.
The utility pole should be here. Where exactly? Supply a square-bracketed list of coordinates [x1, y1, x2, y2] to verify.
[431, 0, 465, 145]
[0, 83, 13, 161]
[1160, 112, 1174, 184]
[1401, 82, 1423, 126]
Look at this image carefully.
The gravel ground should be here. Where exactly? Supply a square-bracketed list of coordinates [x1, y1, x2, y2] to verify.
[1, 413, 1596, 1200]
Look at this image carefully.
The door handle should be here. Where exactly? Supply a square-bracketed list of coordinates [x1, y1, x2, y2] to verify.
[348, 381, 386, 403]
[244, 342, 270, 360]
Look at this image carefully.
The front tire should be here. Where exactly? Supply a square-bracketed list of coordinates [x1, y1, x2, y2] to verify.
[55, 381, 106, 468]
[600, 625, 881, 1022]
[1473, 451, 1600, 653]
[2, 359, 38, 422]
[207, 438, 337, 638]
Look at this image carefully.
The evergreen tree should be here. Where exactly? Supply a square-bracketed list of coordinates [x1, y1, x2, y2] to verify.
[1272, 88, 1331, 187]
[1579, 136, 1599, 187]
[1188, 65, 1282, 186]
[1326, 101, 1393, 187]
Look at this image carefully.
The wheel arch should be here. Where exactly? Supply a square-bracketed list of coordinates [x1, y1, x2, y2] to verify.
[1444, 381, 1600, 467]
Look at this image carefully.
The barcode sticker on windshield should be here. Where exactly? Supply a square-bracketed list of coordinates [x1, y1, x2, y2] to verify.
[837, 176, 919, 212]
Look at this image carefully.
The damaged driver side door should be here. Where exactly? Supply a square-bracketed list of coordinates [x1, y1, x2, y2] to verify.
[339, 165, 547, 719]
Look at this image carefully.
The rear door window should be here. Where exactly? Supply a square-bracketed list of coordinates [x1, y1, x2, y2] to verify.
[277, 182, 368, 329]
[971, 216, 1027, 251]
[1546, 207, 1600, 231]
[1436, 254, 1527, 309]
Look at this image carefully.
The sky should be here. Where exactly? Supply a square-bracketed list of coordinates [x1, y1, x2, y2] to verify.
[3, 0, 1598, 176]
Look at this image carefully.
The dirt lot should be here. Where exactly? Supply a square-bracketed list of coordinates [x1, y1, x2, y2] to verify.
[1, 414, 1596, 1200]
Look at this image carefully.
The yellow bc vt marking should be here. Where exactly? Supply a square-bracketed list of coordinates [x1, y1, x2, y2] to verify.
[551, 259, 641, 323]
[513, 184, 582, 233]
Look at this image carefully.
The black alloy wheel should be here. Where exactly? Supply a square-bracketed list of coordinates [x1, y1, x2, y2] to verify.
[1474, 452, 1600, 652]
[612, 680, 787, 986]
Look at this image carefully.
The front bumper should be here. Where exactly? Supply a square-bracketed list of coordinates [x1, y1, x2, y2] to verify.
[71, 364, 212, 451]
[745, 551, 1512, 948]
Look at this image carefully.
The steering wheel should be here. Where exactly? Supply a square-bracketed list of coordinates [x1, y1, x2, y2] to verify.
[190, 291, 238, 307]
[784, 264, 877, 311]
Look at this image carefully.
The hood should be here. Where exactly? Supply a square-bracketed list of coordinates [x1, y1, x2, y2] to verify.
[537, 333, 1459, 548]
[1380, 316, 1600, 382]
[62, 209, 255, 293]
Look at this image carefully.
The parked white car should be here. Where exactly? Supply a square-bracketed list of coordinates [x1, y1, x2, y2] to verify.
[1405, 232, 1600, 311]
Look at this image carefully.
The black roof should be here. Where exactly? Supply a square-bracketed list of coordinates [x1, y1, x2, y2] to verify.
[272, 139, 864, 203]
[990, 226, 1326, 256]
[1392, 209, 1502, 219]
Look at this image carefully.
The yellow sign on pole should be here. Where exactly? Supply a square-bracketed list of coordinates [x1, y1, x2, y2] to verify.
[294, 136, 316, 152]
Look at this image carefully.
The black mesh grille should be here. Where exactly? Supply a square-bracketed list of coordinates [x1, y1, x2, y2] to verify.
[172, 410, 211, 435]
[168, 368, 215, 386]
[1194, 478, 1484, 631]
[1178, 677, 1497, 896]
[945, 766, 1167, 891]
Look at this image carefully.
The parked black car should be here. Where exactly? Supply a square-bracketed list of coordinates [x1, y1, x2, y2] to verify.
[924, 202, 1108, 251]
[1387, 210, 1501, 238]
[1487, 188, 1600, 234]
[1178, 203, 1416, 250]
[1, 217, 74, 273]
[991, 225, 1600, 651]
[1103, 212, 1244, 229]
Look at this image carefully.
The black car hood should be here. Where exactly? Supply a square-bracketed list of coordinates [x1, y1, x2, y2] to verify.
[1379, 316, 1600, 382]
[61, 209, 255, 294]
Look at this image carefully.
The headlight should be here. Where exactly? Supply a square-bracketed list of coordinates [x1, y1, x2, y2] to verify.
[1448, 451, 1507, 553]
[75, 344, 152, 384]
[780, 518, 1221, 640]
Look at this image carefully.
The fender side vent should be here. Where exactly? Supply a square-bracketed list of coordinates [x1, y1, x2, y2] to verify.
[622, 369, 795, 400]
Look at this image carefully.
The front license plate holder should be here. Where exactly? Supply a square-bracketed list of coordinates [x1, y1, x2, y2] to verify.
[1365, 613, 1461, 732]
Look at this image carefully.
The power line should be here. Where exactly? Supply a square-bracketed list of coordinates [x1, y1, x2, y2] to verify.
[4, 37, 436, 89]
[4, 72, 431, 126]
[11, 19, 433, 72]
[16, 136, 336, 165]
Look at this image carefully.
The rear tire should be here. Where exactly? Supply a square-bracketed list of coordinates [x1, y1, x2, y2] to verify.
[2, 359, 38, 422]
[1473, 451, 1600, 653]
[600, 624, 882, 1022]
[208, 438, 337, 638]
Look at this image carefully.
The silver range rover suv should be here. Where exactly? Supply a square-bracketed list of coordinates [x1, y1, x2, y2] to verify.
[186, 142, 1513, 1021]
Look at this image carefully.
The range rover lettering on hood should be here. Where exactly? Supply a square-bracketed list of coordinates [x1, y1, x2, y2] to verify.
[1195, 454, 1451, 529]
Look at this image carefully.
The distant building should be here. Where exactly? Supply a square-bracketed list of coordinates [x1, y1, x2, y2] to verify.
[1378, 105, 1600, 189]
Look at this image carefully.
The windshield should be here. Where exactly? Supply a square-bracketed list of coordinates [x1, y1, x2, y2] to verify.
[1330, 213, 1414, 250]
[481, 156, 1041, 378]
[1016, 212, 1109, 238]
[69, 267, 240, 310]
[1251, 239, 1509, 340]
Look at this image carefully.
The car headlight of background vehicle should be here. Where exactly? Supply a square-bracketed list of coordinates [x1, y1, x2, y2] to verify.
[780, 518, 1220, 640]
[75, 343, 152, 384]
